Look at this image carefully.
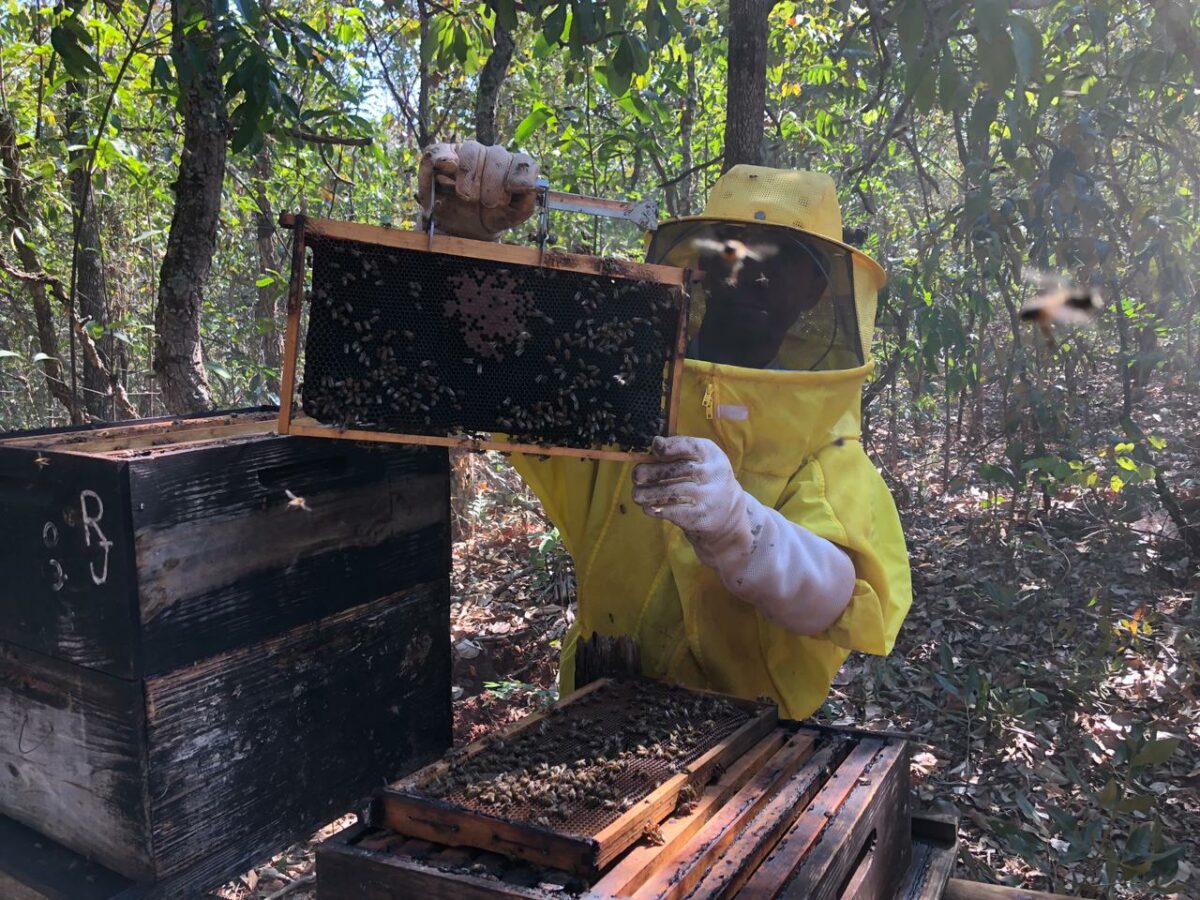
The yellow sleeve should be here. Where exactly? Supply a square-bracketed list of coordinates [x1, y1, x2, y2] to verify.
[774, 439, 912, 656]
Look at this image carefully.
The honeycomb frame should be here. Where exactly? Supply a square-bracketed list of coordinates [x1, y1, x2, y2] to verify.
[277, 214, 691, 461]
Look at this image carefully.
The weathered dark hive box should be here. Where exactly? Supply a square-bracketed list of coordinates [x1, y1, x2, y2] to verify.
[0, 410, 452, 896]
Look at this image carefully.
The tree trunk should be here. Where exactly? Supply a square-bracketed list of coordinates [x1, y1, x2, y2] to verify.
[722, 0, 778, 172]
[0, 110, 77, 419]
[153, 0, 226, 413]
[474, 23, 515, 145]
[252, 147, 282, 394]
[677, 52, 698, 214]
[65, 79, 116, 420]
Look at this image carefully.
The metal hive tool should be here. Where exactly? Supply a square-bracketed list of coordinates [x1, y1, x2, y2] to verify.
[277, 215, 691, 460]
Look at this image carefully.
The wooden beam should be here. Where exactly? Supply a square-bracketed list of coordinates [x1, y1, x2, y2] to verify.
[945, 879, 1078, 900]
[285, 420, 656, 463]
[279, 214, 687, 287]
[277, 216, 306, 437]
[587, 729, 788, 898]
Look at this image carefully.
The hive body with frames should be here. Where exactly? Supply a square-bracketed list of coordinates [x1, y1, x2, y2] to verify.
[278, 216, 691, 460]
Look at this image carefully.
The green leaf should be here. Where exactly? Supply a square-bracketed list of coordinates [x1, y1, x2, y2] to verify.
[32, 352, 56, 363]
[1097, 778, 1121, 811]
[938, 51, 962, 113]
[0, 349, 23, 360]
[50, 25, 104, 78]
[236, 0, 262, 26]
[543, 2, 568, 45]
[255, 274, 276, 288]
[151, 56, 173, 91]
[974, 0, 1009, 40]
[601, 63, 632, 97]
[1009, 16, 1042, 85]
[513, 103, 554, 143]
[206, 361, 232, 380]
[897, 0, 924, 63]
[1117, 793, 1155, 813]
[613, 35, 636, 76]
[977, 28, 1015, 93]
[1131, 737, 1180, 769]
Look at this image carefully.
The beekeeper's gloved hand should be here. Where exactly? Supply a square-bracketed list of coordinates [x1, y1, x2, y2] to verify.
[417, 141, 539, 241]
[631, 436, 856, 635]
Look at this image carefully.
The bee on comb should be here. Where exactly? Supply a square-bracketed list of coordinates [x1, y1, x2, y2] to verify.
[1019, 269, 1104, 347]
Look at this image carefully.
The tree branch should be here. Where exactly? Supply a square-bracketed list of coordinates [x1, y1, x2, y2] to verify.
[283, 127, 372, 147]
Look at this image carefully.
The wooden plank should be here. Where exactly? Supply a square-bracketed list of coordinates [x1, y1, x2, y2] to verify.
[944, 880, 1078, 900]
[377, 794, 601, 876]
[142, 583, 451, 886]
[634, 730, 831, 900]
[896, 831, 959, 900]
[130, 438, 449, 673]
[588, 728, 788, 898]
[664, 271, 691, 436]
[676, 737, 857, 900]
[277, 215, 307, 436]
[0, 812, 140, 900]
[0, 642, 153, 882]
[0, 449, 139, 678]
[282, 213, 688, 287]
[318, 837, 543, 900]
[737, 738, 895, 899]
[0, 411, 275, 452]
[780, 740, 911, 900]
[286, 420, 656, 463]
[591, 703, 777, 870]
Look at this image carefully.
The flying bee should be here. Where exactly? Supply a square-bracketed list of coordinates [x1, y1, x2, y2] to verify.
[33, 454, 51, 469]
[1019, 269, 1104, 348]
[284, 489, 310, 512]
[692, 238, 780, 287]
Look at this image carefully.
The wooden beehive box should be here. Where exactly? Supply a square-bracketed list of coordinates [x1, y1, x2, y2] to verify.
[317, 685, 951, 900]
[0, 410, 453, 896]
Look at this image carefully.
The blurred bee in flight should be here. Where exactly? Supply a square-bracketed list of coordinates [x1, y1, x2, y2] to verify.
[692, 238, 780, 288]
[1019, 269, 1104, 348]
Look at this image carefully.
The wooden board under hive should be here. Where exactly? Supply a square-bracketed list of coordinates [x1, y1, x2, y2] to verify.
[376, 679, 777, 876]
[276, 215, 691, 461]
[318, 719, 953, 899]
[0, 410, 452, 897]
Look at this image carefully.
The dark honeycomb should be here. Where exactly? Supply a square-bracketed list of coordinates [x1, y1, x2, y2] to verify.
[410, 680, 764, 837]
[299, 236, 687, 452]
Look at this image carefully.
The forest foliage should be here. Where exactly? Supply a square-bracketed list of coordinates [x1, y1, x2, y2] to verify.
[0, 0, 1198, 894]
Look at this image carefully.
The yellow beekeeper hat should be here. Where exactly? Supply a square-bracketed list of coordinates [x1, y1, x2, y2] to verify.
[653, 165, 886, 290]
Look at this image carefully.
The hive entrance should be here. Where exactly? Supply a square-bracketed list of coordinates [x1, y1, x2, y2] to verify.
[279, 216, 690, 459]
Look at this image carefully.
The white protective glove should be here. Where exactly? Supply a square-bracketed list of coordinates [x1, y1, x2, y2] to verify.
[631, 436, 857, 636]
[417, 141, 539, 241]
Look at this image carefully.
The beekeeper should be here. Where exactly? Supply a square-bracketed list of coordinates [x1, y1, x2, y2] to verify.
[419, 141, 911, 719]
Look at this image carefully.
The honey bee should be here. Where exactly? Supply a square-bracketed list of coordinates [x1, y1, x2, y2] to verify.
[1019, 269, 1104, 348]
[33, 454, 51, 468]
[284, 489, 310, 512]
[692, 238, 780, 287]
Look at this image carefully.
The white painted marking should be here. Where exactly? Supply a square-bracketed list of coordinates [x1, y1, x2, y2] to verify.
[80, 490, 113, 586]
[48, 559, 65, 592]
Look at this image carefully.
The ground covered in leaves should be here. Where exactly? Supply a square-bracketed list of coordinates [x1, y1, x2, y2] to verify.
[216, 382, 1197, 900]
